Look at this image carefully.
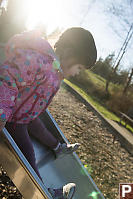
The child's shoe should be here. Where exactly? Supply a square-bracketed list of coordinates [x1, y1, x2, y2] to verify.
[54, 143, 80, 158]
[48, 183, 76, 199]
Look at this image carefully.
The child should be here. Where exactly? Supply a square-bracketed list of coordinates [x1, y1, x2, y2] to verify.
[0, 27, 97, 199]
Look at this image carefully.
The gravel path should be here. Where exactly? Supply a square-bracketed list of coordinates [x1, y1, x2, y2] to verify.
[48, 86, 133, 199]
[0, 167, 22, 199]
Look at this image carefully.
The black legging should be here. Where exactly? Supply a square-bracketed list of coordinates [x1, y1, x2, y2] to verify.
[5, 122, 42, 180]
[5, 117, 59, 181]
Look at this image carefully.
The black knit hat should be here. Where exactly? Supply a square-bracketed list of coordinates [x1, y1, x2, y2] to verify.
[54, 27, 97, 69]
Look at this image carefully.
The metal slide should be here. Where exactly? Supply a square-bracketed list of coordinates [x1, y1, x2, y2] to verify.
[0, 109, 105, 199]
[0, 125, 52, 199]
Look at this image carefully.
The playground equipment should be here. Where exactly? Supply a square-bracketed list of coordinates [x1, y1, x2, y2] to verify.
[0, 110, 105, 199]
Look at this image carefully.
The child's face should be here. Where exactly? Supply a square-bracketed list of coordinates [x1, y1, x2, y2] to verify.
[61, 56, 85, 78]
[59, 48, 85, 78]
[67, 64, 85, 77]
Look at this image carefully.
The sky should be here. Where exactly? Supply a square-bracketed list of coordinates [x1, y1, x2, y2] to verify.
[25, 0, 133, 71]
[2, 0, 133, 70]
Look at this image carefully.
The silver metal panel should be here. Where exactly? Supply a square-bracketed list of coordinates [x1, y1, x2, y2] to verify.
[32, 109, 105, 199]
[0, 128, 52, 199]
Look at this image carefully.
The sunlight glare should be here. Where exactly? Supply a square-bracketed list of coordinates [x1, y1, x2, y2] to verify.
[26, 0, 69, 34]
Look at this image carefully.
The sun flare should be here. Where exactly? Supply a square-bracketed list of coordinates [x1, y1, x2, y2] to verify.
[26, 0, 69, 34]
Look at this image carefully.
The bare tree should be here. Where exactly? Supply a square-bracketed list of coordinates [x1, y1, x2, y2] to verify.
[105, 1, 133, 93]
[123, 68, 133, 94]
[106, 24, 133, 93]
[0, 0, 4, 7]
[0, 0, 28, 42]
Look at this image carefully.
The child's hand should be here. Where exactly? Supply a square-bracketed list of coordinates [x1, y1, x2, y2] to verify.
[0, 119, 6, 132]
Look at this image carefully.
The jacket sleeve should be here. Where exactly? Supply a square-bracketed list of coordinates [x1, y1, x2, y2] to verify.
[0, 66, 18, 122]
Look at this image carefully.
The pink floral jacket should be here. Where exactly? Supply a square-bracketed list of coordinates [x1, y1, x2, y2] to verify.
[0, 30, 62, 124]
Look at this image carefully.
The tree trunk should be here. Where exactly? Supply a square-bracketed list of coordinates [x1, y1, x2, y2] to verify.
[123, 68, 133, 94]
[105, 62, 119, 93]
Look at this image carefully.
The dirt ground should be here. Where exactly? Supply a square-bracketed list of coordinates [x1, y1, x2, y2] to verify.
[48, 86, 133, 199]
[0, 86, 133, 199]
[0, 167, 22, 199]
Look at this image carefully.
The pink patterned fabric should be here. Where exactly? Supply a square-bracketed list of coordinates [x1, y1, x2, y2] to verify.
[0, 30, 62, 124]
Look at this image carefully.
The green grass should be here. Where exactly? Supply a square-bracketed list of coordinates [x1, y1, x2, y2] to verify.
[64, 71, 133, 134]
[86, 70, 122, 93]
[86, 70, 106, 89]
[121, 121, 133, 133]
[64, 79, 120, 122]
